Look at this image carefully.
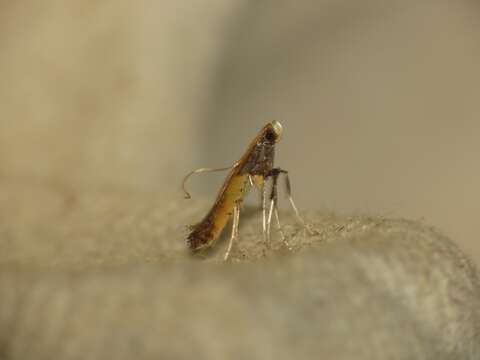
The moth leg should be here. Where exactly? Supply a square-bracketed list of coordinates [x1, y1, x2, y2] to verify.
[262, 179, 269, 245]
[224, 203, 240, 261]
[270, 169, 290, 248]
[266, 197, 275, 246]
[248, 174, 255, 188]
[269, 170, 289, 248]
[273, 207, 290, 249]
[266, 169, 282, 246]
[280, 170, 313, 235]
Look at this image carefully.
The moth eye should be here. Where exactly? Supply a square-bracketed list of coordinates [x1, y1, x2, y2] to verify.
[265, 129, 276, 142]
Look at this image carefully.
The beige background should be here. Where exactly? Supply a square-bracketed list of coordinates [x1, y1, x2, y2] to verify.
[1, 0, 479, 263]
[1, 2, 480, 358]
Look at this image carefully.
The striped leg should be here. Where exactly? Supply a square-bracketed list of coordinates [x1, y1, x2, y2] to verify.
[224, 203, 240, 261]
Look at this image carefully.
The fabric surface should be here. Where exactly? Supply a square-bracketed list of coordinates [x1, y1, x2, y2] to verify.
[0, 181, 479, 359]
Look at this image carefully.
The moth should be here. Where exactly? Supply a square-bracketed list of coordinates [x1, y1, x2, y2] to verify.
[182, 121, 306, 260]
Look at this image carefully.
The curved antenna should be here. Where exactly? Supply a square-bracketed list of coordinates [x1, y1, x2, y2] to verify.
[181, 166, 233, 199]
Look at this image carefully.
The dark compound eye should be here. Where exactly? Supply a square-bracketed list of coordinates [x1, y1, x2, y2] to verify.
[265, 128, 276, 142]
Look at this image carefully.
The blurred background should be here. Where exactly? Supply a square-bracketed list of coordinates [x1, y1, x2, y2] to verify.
[1, 0, 479, 263]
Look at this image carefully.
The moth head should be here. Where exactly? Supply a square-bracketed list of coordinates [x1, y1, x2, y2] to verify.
[265, 120, 283, 143]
